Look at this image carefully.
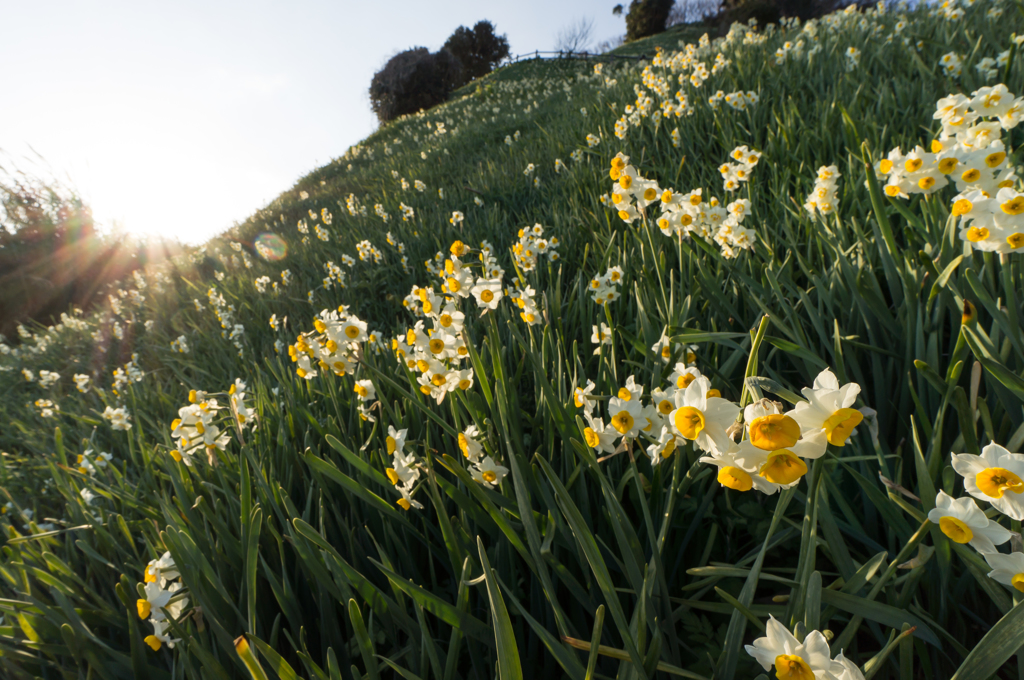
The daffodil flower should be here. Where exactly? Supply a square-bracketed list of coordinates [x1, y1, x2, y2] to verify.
[952, 443, 1024, 520]
[788, 369, 863, 447]
[669, 376, 740, 455]
[472, 456, 509, 487]
[745, 616, 845, 680]
[928, 491, 1011, 553]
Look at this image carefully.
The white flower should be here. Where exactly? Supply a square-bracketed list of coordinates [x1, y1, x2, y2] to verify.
[952, 443, 1024, 520]
[787, 369, 862, 447]
[983, 551, 1024, 592]
[927, 490, 1011, 553]
[832, 651, 866, 680]
[471, 456, 509, 487]
[386, 426, 407, 455]
[669, 376, 739, 455]
[745, 616, 845, 679]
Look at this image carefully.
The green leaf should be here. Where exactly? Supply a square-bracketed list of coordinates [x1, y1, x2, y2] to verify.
[950, 599, 1024, 680]
[477, 537, 523, 680]
[818, 589, 939, 647]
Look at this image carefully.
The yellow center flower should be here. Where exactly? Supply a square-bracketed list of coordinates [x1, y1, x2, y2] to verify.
[938, 157, 958, 174]
[905, 158, 923, 172]
[966, 226, 990, 242]
[658, 399, 674, 415]
[144, 635, 162, 651]
[429, 339, 445, 354]
[480, 289, 495, 303]
[584, 427, 600, 448]
[986, 151, 1006, 168]
[677, 373, 696, 389]
[1008, 233, 1024, 249]
[918, 176, 935, 190]
[674, 406, 705, 440]
[952, 198, 972, 216]
[718, 466, 753, 491]
[345, 326, 360, 339]
[482, 470, 497, 483]
[879, 159, 893, 173]
[748, 414, 801, 451]
[354, 385, 368, 397]
[137, 599, 151, 619]
[619, 175, 633, 190]
[822, 408, 863, 446]
[447, 277, 461, 293]
[611, 411, 635, 435]
[386, 436, 396, 454]
[1002, 197, 1024, 215]
[962, 168, 982, 183]
[397, 498, 412, 511]
[1012, 573, 1024, 593]
[775, 655, 814, 680]
[617, 387, 632, 401]
[976, 467, 1024, 498]
[759, 450, 808, 485]
[386, 468, 400, 485]
[938, 516, 973, 543]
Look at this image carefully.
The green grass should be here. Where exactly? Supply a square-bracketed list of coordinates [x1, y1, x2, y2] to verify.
[2, 3, 1024, 680]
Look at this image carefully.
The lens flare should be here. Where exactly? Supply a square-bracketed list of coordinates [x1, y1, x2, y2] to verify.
[254, 233, 287, 261]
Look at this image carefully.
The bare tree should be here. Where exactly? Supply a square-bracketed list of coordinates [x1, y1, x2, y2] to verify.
[555, 17, 595, 54]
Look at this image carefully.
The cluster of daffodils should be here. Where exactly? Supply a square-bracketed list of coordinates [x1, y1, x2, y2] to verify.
[170, 335, 190, 354]
[512, 223, 560, 271]
[112, 354, 144, 392]
[929, 443, 1024, 593]
[699, 369, 865, 494]
[356, 240, 383, 263]
[391, 247, 499, 404]
[458, 425, 508, 488]
[345, 193, 367, 217]
[877, 84, 1024, 253]
[137, 552, 188, 651]
[383, 426, 423, 510]
[804, 165, 842, 216]
[588, 266, 624, 305]
[939, 51, 963, 78]
[290, 308, 368, 380]
[718, 144, 762, 192]
[102, 406, 132, 431]
[746, 616, 864, 680]
[169, 380, 253, 466]
[323, 261, 347, 290]
[577, 367, 868, 491]
[509, 284, 542, 326]
[34, 399, 59, 418]
[611, 152, 759, 259]
[76, 447, 113, 475]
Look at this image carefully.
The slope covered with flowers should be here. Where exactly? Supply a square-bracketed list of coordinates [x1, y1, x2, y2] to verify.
[2, 2, 1024, 679]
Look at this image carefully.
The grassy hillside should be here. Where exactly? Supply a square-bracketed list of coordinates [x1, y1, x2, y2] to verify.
[2, 2, 1024, 679]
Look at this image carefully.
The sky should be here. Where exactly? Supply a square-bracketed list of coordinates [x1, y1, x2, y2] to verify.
[1, 1, 627, 244]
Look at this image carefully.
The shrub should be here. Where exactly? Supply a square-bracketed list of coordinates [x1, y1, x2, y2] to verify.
[442, 20, 510, 87]
[368, 47, 463, 124]
[625, 0, 676, 41]
[0, 171, 175, 339]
